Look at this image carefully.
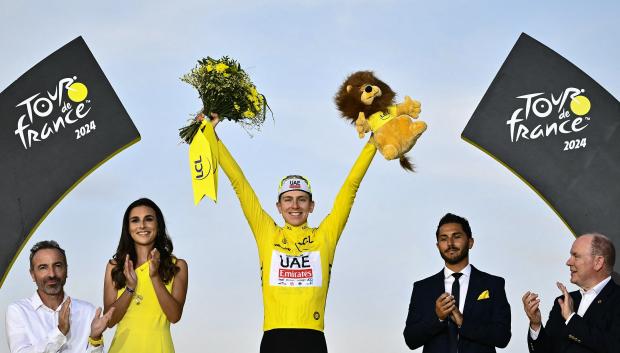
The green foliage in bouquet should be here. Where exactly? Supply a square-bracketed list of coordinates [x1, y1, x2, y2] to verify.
[179, 56, 271, 144]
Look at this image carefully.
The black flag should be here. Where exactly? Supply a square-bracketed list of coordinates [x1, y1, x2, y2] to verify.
[462, 33, 620, 272]
[0, 37, 140, 287]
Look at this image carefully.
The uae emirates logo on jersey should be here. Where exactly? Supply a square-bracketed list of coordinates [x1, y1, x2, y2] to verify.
[269, 250, 322, 287]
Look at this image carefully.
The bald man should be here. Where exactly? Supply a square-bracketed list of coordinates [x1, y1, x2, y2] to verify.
[522, 233, 620, 353]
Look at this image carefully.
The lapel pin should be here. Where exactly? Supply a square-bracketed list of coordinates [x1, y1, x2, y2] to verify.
[597, 299, 602, 304]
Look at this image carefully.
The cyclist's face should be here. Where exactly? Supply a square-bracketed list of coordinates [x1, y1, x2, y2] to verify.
[277, 191, 314, 226]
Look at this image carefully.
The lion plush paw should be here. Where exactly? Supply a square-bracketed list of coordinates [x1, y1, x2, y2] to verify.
[381, 145, 400, 160]
[400, 118, 427, 153]
[373, 132, 399, 160]
[373, 115, 427, 161]
[397, 96, 422, 118]
[355, 112, 371, 139]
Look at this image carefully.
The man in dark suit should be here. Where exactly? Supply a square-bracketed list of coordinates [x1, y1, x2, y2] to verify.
[403, 213, 511, 353]
[522, 233, 620, 352]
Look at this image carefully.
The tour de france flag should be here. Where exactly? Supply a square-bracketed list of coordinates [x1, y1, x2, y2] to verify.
[0, 36, 140, 287]
[462, 33, 620, 270]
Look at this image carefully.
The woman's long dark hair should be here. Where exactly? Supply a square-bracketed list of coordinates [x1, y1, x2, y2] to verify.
[110, 198, 179, 289]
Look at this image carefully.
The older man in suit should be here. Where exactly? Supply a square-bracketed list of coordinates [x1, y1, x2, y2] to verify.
[523, 233, 620, 353]
[403, 213, 511, 353]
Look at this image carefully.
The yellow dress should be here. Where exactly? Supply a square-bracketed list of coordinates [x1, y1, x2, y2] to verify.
[108, 260, 175, 353]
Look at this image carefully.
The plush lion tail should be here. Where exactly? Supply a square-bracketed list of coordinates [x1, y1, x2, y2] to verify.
[399, 156, 415, 172]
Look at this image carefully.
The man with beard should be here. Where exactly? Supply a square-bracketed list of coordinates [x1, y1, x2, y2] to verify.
[403, 213, 511, 353]
[5, 240, 114, 353]
[522, 233, 620, 353]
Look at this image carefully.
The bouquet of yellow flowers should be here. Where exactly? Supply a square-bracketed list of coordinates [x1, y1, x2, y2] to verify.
[179, 56, 271, 143]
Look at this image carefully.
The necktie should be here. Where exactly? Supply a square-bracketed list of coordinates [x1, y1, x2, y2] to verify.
[452, 273, 463, 310]
[449, 273, 463, 353]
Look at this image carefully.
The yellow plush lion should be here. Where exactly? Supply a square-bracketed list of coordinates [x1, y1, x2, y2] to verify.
[335, 71, 427, 171]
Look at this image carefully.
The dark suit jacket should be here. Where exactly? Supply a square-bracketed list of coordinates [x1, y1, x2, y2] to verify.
[403, 265, 511, 353]
[527, 279, 620, 353]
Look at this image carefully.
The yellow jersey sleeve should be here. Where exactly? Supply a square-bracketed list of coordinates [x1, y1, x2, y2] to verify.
[318, 142, 376, 244]
[217, 140, 277, 245]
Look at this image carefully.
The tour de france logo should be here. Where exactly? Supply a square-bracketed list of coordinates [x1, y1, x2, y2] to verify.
[505, 87, 592, 151]
[14, 76, 96, 150]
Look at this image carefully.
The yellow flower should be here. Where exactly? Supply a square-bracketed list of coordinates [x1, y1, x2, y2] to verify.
[215, 63, 229, 73]
[206, 64, 213, 72]
[243, 110, 255, 118]
[251, 94, 264, 111]
[234, 103, 240, 111]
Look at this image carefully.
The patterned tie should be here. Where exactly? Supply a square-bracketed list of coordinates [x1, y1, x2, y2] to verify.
[449, 273, 463, 353]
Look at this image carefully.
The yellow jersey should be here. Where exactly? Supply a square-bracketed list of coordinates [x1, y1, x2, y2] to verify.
[218, 141, 376, 331]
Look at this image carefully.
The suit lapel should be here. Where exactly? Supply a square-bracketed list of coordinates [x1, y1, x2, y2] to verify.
[463, 265, 481, 316]
[434, 269, 446, 295]
[572, 291, 582, 314]
[582, 280, 616, 320]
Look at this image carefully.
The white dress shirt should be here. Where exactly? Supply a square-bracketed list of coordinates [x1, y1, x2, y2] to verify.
[529, 276, 612, 340]
[444, 264, 471, 313]
[575, 276, 612, 317]
[5, 292, 102, 353]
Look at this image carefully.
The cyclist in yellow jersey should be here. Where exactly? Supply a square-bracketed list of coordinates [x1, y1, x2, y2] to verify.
[209, 113, 376, 353]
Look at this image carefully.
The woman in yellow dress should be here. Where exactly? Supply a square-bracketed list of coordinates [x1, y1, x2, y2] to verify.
[104, 198, 188, 353]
